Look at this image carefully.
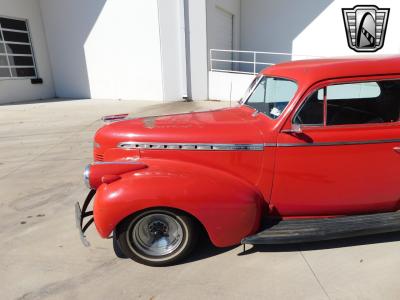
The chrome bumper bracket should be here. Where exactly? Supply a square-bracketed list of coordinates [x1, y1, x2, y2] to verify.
[75, 189, 96, 247]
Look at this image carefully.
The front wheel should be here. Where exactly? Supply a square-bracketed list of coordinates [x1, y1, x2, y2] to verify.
[115, 209, 198, 266]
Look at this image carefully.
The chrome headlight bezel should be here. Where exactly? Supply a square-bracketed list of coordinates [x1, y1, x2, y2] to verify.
[83, 164, 91, 189]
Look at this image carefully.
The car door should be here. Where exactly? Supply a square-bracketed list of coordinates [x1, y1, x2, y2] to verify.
[271, 76, 400, 217]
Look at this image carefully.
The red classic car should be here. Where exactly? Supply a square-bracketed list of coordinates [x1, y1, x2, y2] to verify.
[76, 56, 400, 266]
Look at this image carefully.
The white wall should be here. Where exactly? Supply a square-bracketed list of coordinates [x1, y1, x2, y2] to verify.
[40, 0, 164, 101]
[240, 0, 333, 62]
[84, 0, 164, 100]
[208, 71, 254, 101]
[39, 0, 104, 98]
[241, 0, 400, 62]
[292, 0, 400, 58]
[157, 0, 187, 101]
[188, 0, 209, 100]
[0, 0, 54, 104]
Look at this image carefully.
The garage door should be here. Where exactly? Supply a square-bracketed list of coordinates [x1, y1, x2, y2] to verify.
[214, 7, 233, 50]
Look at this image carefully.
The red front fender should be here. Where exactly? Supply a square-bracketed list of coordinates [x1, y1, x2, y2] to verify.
[93, 158, 264, 247]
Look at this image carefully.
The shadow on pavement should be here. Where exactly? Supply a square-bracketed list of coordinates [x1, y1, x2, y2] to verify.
[112, 231, 400, 265]
[180, 232, 235, 265]
[112, 230, 235, 265]
[0, 98, 85, 106]
[239, 231, 400, 255]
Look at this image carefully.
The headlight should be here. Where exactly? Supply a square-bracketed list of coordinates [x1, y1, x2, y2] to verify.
[82, 161, 147, 190]
[94, 142, 100, 149]
[83, 164, 91, 189]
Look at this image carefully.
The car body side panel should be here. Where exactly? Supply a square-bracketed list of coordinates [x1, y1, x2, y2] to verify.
[105, 147, 265, 188]
[93, 159, 264, 247]
[272, 74, 400, 216]
[272, 137, 400, 216]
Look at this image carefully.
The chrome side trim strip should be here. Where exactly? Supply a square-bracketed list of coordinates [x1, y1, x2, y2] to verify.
[92, 161, 144, 165]
[275, 138, 400, 147]
[118, 142, 264, 151]
[118, 139, 400, 151]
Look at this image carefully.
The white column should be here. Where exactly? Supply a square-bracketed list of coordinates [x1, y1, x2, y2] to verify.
[187, 0, 208, 100]
[157, 0, 187, 101]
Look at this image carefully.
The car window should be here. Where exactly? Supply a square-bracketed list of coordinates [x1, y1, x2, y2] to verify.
[295, 80, 400, 126]
[317, 82, 381, 100]
[294, 89, 324, 125]
[240, 75, 261, 103]
[245, 76, 298, 119]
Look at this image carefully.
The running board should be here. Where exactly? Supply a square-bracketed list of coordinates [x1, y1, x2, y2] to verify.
[242, 211, 400, 245]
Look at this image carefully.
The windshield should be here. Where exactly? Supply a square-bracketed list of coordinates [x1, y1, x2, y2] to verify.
[240, 75, 261, 104]
[244, 76, 298, 119]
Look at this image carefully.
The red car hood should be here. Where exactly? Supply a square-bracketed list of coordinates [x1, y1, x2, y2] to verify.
[95, 106, 265, 148]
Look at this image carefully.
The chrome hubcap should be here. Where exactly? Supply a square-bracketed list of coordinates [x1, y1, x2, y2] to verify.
[130, 213, 184, 257]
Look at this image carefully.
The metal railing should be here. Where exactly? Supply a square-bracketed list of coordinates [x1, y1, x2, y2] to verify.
[209, 49, 320, 75]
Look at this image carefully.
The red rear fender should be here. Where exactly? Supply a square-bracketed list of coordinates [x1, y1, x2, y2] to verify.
[93, 159, 264, 247]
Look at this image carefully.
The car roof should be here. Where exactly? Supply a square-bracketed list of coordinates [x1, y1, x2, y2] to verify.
[262, 56, 400, 86]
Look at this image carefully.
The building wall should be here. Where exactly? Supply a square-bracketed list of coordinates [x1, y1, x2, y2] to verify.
[0, 0, 54, 104]
[206, 0, 241, 73]
[207, 0, 241, 51]
[240, 0, 332, 64]
[208, 71, 254, 101]
[292, 0, 400, 58]
[157, 0, 187, 101]
[40, 0, 165, 101]
[39, 0, 105, 99]
[188, 0, 208, 100]
[241, 0, 400, 62]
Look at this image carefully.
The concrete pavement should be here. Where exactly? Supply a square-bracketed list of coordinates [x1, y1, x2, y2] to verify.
[0, 99, 399, 300]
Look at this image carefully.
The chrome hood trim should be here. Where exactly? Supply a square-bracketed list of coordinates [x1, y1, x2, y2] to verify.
[101, 114, 129, 123]
[118, 142, 264, 151]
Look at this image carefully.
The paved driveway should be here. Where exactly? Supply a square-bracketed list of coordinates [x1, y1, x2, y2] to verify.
[1, 99, 399, 300]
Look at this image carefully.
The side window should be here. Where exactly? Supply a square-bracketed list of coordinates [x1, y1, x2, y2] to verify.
[294, 89, 324, 125]
[295, 80, 400, 126]
[318, 82, 381, 100]
[326, 82, 381, 125]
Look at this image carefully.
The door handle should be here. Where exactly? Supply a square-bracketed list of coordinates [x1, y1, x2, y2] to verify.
[394, 147, 400, 154]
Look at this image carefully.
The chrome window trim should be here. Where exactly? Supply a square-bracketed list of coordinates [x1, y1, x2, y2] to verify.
[118, 142, 264, 151]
